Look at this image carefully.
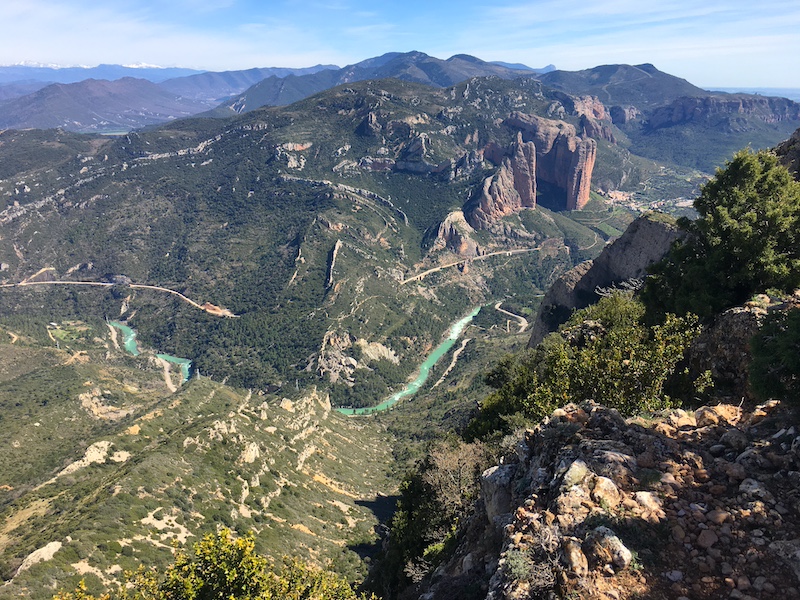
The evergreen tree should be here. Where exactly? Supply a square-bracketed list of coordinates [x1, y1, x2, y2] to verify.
[644, 149, 800, 318]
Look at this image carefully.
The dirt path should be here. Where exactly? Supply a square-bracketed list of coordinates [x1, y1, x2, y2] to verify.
[432, 338, 471, 389]
[401, 247, 543, 285]
[106, 323, 120, 350]
[0, 279, 237, 317]
[494, 301, 529, 333]
[155, 357, 178, 393]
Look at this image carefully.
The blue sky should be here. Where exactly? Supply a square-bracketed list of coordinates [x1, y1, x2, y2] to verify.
[1, 0, 799, 87]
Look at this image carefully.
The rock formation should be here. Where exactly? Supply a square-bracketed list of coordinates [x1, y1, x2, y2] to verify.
[776, 126, 800, 180]
[647, 95, 800, 130]
[580, 114, 616, 144]
[466, 133, 537, 229]
[417, 398, 800, 600]
[505, 112, 597, 210]
[431, 210, 481, 256]
[528, 213, 683, 347]
[609, 105, 641, 125]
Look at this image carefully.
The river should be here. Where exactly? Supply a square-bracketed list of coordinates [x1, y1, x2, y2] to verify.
[336, 306, 481, 415]
[109, 321, 192, 384]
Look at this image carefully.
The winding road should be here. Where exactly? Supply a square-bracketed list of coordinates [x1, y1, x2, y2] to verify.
[0, 279, 237, 317]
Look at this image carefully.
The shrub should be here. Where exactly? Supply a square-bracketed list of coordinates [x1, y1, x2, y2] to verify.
[54, 529, 377, 600]
[468, 292, 705, 437]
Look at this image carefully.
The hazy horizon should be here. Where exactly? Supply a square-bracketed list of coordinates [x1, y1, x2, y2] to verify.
[1, 1, 798, 88]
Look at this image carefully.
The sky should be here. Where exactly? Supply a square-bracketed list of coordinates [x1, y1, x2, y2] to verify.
[1, 0, 799, 88]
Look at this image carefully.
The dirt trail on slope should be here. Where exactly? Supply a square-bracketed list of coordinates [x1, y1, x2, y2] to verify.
[0, 279, 237, 317]
[401, 247, 544, 284]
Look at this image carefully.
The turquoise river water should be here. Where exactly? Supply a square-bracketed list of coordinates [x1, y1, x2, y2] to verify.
[336, 306, 481, 415]
[109, 321, 192, 384]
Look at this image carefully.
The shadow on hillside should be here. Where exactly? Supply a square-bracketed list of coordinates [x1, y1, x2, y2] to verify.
[349, 494, 399, 559]
[356, 493, 399, 523]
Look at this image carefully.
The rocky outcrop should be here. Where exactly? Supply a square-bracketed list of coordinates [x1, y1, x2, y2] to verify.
[466, 133, 537, 229]
[648, 95, 800, 130]
[505, 112, 597, 210]
[776, 127, 800, 179]
[431, 210, 481, 256]
[420, 400, 800, 600]
[528, 213, 682, 347]
[580, 114, 616, 143]
[356, 111, 382, 136]
[609, 105, 641, 125]
[688, 293, 800, 400]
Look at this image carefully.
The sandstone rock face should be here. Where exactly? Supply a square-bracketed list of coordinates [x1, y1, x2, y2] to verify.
[466, 133, 537, 229]
[430, 210, 481, 256]
[505, 111, 597, 210]
[580, 114, 616, 143]
[572, 95, 608, 121]
[528, 213, 683, 347]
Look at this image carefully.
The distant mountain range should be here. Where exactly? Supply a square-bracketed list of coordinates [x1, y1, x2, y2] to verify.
[0, 63, 205, 84]
[0, 52, 552, 132]
[0, 78, 209, 132]
[0, 51, 797, 144]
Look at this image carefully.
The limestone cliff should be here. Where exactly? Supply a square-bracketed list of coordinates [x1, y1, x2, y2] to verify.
[647, 95, 800, 130]
[528, 213, 682, 347]
[466, 133, 537, 230]
[505, 112, 597, 210]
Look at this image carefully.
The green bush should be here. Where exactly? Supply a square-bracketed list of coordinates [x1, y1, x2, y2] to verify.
[468, 292, 705, 438]
[54, 529, 377, 600]
[644, 149, 800, 319]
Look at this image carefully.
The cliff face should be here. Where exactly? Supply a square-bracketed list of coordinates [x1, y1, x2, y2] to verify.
[505, 112, 597, 210]
[528, 213, 682, 347]
[776, 126, 800, 179]
[648, 95, 800, 130]
[467, 133, 537, 229]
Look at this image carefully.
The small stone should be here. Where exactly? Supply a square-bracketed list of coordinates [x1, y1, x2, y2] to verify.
[666, 570, 684, 582]
[562, 537, 588, 577]
[753, 576, 767, 591]
[634, 491, 662, 512]
[710, 444, 727, 456]
[697, 529, 719, 549]
[591, 476, 621, 509]
[720, 429, 749, 451]
[721, 562, 733, 575]
[672, 525, 686, 542]
[737, 575, 751, 590]
[707, 509, 731, 525]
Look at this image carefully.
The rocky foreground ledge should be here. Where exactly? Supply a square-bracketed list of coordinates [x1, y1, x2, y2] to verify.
[418, 401, 800, 600]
